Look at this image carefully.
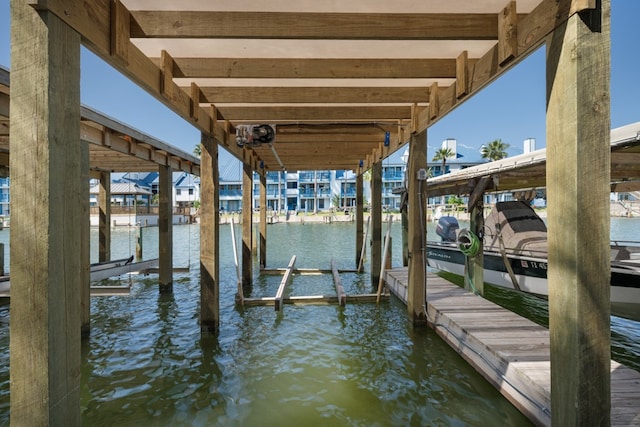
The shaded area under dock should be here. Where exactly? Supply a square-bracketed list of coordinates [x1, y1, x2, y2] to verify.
[384, 268, 640, 426]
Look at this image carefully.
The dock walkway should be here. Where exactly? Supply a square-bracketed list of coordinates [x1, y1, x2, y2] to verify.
[384, 267, 640, 426]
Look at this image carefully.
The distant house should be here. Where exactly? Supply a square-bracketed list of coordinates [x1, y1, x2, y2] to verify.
[173, 172, 200, 207]
[89, 171, 195, 226]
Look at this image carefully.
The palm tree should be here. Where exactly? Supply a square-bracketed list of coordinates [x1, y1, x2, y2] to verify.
[480, 139, 510, 161]
[432, 147, 454, 175]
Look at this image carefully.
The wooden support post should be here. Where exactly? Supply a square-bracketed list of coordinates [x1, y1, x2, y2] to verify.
[357, 216, 370, 273]
[0, 243, 4, 276]
[355, 173, 364, 268]
[80, 134, 90, 338]
[135, 226, 143, 261]
[242, 163, 253, 286]
[376, 216, 393, 303]
[230, 218, 243, 305]
[546, 2, 611, 424]
[498, 1, 518, 66]
[466, 176, 491, 295]
[331, 258, 346, 307]
[401, 201, 409, 267]
[98, 171, 111, 263]
[259, 173, 267, 269]
[10, 1, 82, 423]
[275, 255, 296, 311]
[200, 133, 220, 333]
[407, 131, 427, 325]
[158, 164, 173, 293]
[466, 201, 484, 295]
[370, 162, 382, 286]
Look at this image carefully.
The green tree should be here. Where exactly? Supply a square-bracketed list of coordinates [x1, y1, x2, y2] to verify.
[480, 139, 510, 161]
[332, 194, 342, 209]
[193, 144, 201, 158]
[432, 147, 454, 175]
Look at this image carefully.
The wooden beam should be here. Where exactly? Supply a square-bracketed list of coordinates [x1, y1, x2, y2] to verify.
[10, 1, 82, 423]
[29, 0, 246, 162]
[546, 0, 611, 424]
[158, 164, 173, 293]
[131, 11, 499, 40]
[98, 171, 111, 263]
[109, 0, 129, 66]
[371, 162, 382, 285]
[195, 86, 430, 104]
[199, 133, 219, 333]
[82, 123, 200, 175]
[498, 1, 518, 66]
[468, 175, 493, 211]
[356, 174, 364, 269]
[275, 255, 297, 312]
[415, 0, 592, 134]
[407, 131, 427, 325]
[331, 260, 347, 307]
[190, 82, 201, 121]
[456, 50, 469, 99]
[242, 162, 253, 286]
[218, 106, 413, 122]
[259, 174, 267, 269]
[160, 58, 461, 79]
[428, 83, 439, 120]
[80, 129, 91, 338]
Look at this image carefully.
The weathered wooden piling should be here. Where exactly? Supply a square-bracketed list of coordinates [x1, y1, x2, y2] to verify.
[98, 171, 111, 263]
[546, 1, 611, 423]
[200, 132, 220, 333]
[10, 1, 82, 423]
[406, 131, 427, 325]
[158, 164, 173, 293]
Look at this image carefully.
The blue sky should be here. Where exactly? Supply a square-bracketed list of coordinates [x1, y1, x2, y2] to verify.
[1, 1, 638, 164]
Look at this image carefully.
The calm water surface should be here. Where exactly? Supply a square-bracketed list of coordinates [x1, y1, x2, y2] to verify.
[0, 217, 637, 425]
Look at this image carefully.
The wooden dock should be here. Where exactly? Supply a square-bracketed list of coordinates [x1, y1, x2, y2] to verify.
[383, 267, 640, 426]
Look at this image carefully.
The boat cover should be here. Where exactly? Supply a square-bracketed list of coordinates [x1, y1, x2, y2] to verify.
[483, 201, 548, 256]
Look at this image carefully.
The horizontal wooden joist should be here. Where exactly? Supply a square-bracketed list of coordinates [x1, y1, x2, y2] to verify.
[27, 0, 255, 167]
[130, 11, 501, 40]
[193, 87, 430, 104]
[272, 141, 383, 152]
[217, 106, 412, 122]
[159, 58, 461, 80]
[275, 133, 389, 144]
[81, 122, 199, 175]
[415, 0, 597, 133]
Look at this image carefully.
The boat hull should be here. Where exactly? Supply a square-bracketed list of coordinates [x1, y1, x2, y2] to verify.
[427, 242, 640, 322]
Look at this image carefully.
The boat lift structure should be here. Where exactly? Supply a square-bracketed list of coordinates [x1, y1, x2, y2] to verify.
[3, 1, 635, 425]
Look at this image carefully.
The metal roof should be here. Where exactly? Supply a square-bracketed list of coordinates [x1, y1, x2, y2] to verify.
[427, 121, 640, 198]
[90, 182, 153, 195]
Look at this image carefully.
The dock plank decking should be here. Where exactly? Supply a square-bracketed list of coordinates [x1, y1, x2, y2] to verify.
[383, 267, 640, 426]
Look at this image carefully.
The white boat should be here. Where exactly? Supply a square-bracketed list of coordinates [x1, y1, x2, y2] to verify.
[427, 201, 640, 322]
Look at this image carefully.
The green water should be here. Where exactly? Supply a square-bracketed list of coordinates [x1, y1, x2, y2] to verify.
[0, 219, 638, 425]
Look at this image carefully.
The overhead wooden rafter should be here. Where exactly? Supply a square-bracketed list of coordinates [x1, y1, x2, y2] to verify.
[24, 0, 599, 173]
[0, 68, 199, 175]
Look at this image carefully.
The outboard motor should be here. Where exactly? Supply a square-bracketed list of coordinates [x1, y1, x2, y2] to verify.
[436, 216, 459, 242]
